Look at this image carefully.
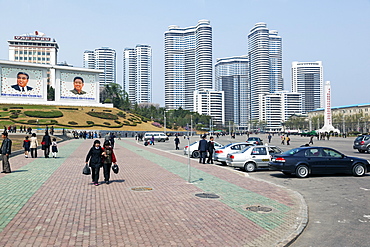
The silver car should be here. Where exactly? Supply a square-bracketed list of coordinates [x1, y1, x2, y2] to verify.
[226, 145, 282, 172]
[214, 142, 255, 165]
[184, 141, 223, 158]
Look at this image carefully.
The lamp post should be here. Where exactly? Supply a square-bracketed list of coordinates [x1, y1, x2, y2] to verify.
[358, 117, 364, 133]
[163, 109, 166, 134]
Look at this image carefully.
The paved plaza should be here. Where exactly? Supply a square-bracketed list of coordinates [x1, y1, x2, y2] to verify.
[0, 138, 307, 246]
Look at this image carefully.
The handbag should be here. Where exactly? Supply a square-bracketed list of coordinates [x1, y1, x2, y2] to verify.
[112, 164, 119, 174]
[83, 164, 91, 175]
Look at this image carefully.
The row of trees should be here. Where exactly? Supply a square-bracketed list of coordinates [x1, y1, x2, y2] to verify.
[100, 84, 211, 131]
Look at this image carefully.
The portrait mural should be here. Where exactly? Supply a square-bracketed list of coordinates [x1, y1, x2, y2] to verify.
[60, 72, 96, 100]
[1, 67, 43, 98]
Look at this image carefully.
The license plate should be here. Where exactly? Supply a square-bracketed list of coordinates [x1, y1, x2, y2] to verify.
[262, 159, 269, 162]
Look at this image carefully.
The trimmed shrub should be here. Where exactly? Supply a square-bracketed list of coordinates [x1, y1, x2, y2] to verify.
[103, 109, 112, 112]
[28, 120, 37, 124]
[59, 107, 78, 110]
[2, 108, 8, 111]
[9, 106, 23, 109]
[114, 120, 121, 124]
[68, 121, 78, 125]
[86, 121, 94, 125]
[24, 110, 63, 118]
[103, 122, 111, 126]
[86, 111, 118, 120]
[50, 120, 58, 124]
[117, 112, 126, 118]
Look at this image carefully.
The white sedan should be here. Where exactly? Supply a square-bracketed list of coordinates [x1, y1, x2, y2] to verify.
[214, 142, 255, 165]
[184, 141, 224, 158]
[226, 145, 282, 172]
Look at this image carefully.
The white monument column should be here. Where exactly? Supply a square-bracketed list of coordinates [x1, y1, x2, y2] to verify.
[319, 81, 340, 133]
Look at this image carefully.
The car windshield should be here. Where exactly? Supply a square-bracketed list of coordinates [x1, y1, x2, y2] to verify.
[247, 138, 258, 141]
[241, 146, 253, 153]
[355, 136, 364, 141]
[281, 148, 301, 156]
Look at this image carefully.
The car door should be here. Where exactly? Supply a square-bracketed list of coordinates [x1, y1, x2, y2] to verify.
[251, 147, 270, 168]
[304, 148, 326, 174]
[322, 148, 350, 173]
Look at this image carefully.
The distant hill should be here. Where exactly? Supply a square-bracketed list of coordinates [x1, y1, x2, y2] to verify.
[0, 104, 177, 131]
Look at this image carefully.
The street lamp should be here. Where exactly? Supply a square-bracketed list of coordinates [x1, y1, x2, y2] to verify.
[358, 117, 363, 133]
[163, 109, 167, 134]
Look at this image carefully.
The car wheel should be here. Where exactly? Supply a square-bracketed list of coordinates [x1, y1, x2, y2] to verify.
[359, 149, 365, 153]
[221, 161, 227, 166]
[367, 146, 370, 153]
[244, 162, 256, 172]
[353, 163, 366, 176]
[296, 165, 309, 178]
[192, 151, 200, 158]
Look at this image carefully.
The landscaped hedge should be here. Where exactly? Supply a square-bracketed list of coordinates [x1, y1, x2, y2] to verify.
[103, 122, 111, 125]
[9, 107, 23, 109]
[86, 111, 118, 120]
[59, 107, 78, 110]
[68, 121, 78, 125]
[86, 121, 94, 125]
[24, 110, 63, 118]
[117, 112, 126, 118]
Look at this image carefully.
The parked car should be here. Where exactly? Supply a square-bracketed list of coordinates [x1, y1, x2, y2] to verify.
[246, 137, 263, 145]
[214, 142, 255, 165]
[184, 141, 223, 158]
[226, 145, 283, 172]
[143, 132, 169, 142]
[353, 135, 370, 153]
[269, 146, 370, 178]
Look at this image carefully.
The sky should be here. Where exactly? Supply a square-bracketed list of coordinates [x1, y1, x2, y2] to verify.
[0, 0, 369, 107]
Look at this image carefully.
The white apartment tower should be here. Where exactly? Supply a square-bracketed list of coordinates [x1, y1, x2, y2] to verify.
[123, 45, 152, 104]
[194, 90, 224, 125]
[215, 56, 249, 128]
[8, 31, 58, 65]
[83, 47, 116, 86]
[248, 23, 283, 120]
[291, 61, 323, 113]
[260, 91, 302, 132]
[164, 20, 213, 110]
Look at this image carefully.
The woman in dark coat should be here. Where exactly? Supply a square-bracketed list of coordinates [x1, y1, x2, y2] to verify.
[85, 140, 104, 186]
[102, 140, 117, 184]
[41, 131, 52, 158]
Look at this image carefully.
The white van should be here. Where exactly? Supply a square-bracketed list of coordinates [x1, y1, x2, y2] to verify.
[144, 132, 169, 142]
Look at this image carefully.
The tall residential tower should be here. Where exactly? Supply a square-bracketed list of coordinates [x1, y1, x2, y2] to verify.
[215, 55, 249, 128]
[248, 23, 282, 120]
[291, 61, 323, 113]
[83, 47, 116, 86]
[123, 45, 152, 104]
[164, 20, 212, 110]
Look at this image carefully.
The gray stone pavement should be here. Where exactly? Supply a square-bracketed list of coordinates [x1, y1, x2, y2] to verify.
[0, 138, 307, 246]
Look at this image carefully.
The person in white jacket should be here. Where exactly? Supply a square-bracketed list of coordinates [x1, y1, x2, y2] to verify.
[30, 133, 38, 158]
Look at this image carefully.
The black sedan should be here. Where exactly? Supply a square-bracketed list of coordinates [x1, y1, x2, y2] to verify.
[269, 146, 370, 178]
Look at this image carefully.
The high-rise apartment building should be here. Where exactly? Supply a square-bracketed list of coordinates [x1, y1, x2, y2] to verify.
[291, 61, 323, 113]
[123, 45, 152, 104]
[194, 90, 224, 125]
[248, 23, 282, 120]
[83, 50, 95, 69]
[260, 91, 302, 132]
[83, 47, 116, 86]
[215, 56, 249, 128]
[164, 20, 212, 110]
[8, 31, 58, 65]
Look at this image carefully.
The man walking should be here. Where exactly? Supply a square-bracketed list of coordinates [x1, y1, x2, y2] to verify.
[1, 132, 12, 173]
[206, 136, 215, 164]
[174, 135, 180, 150]
[198, 135, 208, 164]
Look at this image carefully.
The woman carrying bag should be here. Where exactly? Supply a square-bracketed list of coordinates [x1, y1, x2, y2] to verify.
[85, 140, 104, 186]
[102, 140, 117, 185]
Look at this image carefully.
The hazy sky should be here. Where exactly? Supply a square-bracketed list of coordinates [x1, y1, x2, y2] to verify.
[1, 0, 369, 107]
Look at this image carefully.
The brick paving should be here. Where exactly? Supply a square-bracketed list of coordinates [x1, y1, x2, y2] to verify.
[0, 138, 307, 247]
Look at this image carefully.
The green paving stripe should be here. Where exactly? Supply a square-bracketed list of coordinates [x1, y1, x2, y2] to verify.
[0, 139, 84, 232]
[118, 140, 292, 230]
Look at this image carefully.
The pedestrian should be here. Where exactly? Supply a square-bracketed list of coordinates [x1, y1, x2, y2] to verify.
[268, 133, 272, 143]
[51, 138, 58, 158]
[206, 136, 215, 164]
[198, 135, 208, 164]
[1, 132, 12, 173]
[85, 140, 104, 186]
[281, 135, 285, 145]
[30, 133, 38, 158]
[174, 135, 180, 150]
[23, 136, 30, 158]
[286, 136, 291, 145]
[102, 140, 117, 185]
[110, 132, 115, 149]
[151, 135, 155, 145]
[41, 131, 52, 158]
[309, 136, 314, 145]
